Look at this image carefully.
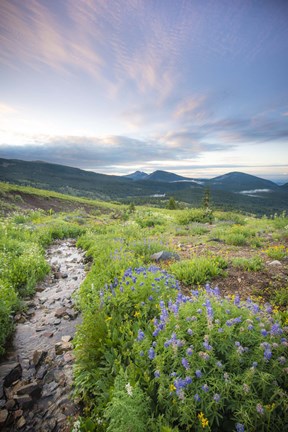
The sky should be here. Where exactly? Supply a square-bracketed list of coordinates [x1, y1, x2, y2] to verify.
[0, 0, 288, 183]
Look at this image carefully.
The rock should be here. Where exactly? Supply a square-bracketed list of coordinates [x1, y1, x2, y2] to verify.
[61, 335, 72, 343]
[5, 399, 16, 410]
[14, 395, 33, 409]
[72, 276, 78, 281]
[42, 381, 58, 398]
[36, 285, 45, 292]
[16, 382, 42, 399]
[55, 307, 67, 318]
[0, 362, 22, 390]
[63, 352, 74, 363]
[54, 319, 61, 326]
[61, 273, 68, 279]
[16, 415, 26, 428]
[0, 409, 8, 427]
[36, 365, 48, 380]
[268, 260, 282, 266]
[150, 251, 180, 262]
[32, 350, 47, 368]
[66, 308, 78, 320]
[13, 409, 23, 419]
[0, 400, 5, 409]
[55, 342, 72, 355]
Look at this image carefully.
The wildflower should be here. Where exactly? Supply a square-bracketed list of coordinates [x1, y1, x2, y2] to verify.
[137, 329, 145, 341]
[198, 412, 209, 428]
[185, 376, 192, 385]
[256, 403, 264, 415]
[195, 369, 202, 378]
[261, 329, 268, 336]
[139, 350, 144, 357]
[247, 324, 254, 330]
[148, 295, 153, 301]
[235, 423, 245, 432]
[125, 382, 133, 396]
[194, 393, 201, 402]
[243, 383, 250, 393]
[202, 384, 209, 392]
[216, 361, 223, 368]
[203, 341, 213, 351]
[264, 348, 272, 361]
[278, 356, 286, 365]
[169, 383, 176, 392]
[223, 372, 229, 382]
[252, 362, 258, 368]
[148, 347, 155, 360]
[154, 370, 160, 378]
[187, 328, 193, 335]
[186, 347, 193, 356]
[181, 358, 190, 370]
[213, 393, 221, 403]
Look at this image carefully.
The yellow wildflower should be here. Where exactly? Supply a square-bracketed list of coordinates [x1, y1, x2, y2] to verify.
[169, 384, 176, 392]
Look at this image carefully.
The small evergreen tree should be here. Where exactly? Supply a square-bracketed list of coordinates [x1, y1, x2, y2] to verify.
[167, 197, 177, 210]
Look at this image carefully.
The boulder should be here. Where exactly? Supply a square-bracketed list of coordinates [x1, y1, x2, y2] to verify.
[150, 251, 180, 262]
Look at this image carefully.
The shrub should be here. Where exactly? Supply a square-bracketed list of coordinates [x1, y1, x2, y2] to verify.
[231, 256, 264, 272]
[263, 245, 287, 260]
[177, 209, 213, 225]
[169, 256, 228, 286]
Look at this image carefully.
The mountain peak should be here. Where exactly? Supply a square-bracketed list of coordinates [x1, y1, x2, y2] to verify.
[124, 171, 148, 180]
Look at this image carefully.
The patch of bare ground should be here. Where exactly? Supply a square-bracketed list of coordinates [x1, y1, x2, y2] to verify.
[171, 236, 288, 305]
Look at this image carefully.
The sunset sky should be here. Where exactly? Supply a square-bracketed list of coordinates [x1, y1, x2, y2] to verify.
[0, 0, 288, 182]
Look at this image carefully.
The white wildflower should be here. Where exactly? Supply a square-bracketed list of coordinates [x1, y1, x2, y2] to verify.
[125, 382, 133, 396]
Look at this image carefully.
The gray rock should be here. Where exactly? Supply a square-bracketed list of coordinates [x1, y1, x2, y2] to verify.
[268, 260, 282, 266]
[150, 250, 180, 262]
[32, 350, 47, 368]
[55, 341, 72, 355]
[36, 365, 48, 380]
[5, 398, 16, 410]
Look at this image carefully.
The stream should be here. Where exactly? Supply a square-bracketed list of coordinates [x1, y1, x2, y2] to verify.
[0, 239, 86, 431]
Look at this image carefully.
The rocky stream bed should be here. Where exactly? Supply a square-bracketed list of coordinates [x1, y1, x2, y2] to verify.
[0, 240, 86, 431]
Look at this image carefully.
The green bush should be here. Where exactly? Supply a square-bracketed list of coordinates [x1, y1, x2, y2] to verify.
[231, 256, 264, 272]
[169, 256, 228, 286]
[177, 209, 213, 225]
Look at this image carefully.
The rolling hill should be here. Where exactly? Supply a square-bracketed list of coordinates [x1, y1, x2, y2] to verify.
[0, 157, 287, 215]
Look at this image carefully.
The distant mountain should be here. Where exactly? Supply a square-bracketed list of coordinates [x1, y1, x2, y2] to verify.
[124, 171, 148, 180]
[144, 170, 202, 183]
[208, 171, 279, 193]
[0, 158, 287, 215]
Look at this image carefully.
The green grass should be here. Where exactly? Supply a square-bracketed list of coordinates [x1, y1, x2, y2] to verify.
[231, 256, 264, 271]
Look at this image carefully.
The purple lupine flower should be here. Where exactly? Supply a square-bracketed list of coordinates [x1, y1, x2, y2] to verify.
[154, 370, 160, 378]
[137, 329, 145, 341]
[195, 370, 202, 378]
[152, 341, 157, 347]
[185, 376, 192, 385]
[216, 361, 223, 368]
[187, 328, 193, 335]
[148, 296, 153, 301]
[140, 350, 144, 357]
[252, 362, 258, 368]
[256, 403, 264, 415]
[234, 295, 240, 306]
[247, 324, 254, 330]
[186, 347, 193, 356]
[194, 393, 200, 402]
[181, 358, 190, 370]
[203, 341, 213, 350]
[278, 356, 286, 365]
[270, 323, 283, 336]
[236, 423, 245, 432]
[218, 327, 224, 333]
[213, 393, 221, 403]
[202, 384, 209, 392]
[235, 341, 241, 347]
[264, 349, 272, 361]
[197, 308, 202, 314]
[261, 329, 268, 336]
[148, 347, 155, 360]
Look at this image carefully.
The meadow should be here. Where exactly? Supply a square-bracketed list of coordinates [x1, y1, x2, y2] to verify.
[0, 182, 287, 431]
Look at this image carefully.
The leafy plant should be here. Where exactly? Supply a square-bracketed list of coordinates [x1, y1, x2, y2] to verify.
[169, 256, 228, 286]
[263, 245, 287, 260]
[231, 256, 264, 271]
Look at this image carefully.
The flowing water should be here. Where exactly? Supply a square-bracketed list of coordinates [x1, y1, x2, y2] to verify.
[0, 239, 87, 431]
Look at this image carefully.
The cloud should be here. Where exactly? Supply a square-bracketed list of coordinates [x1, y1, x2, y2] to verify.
[0, 129, 231, 170]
